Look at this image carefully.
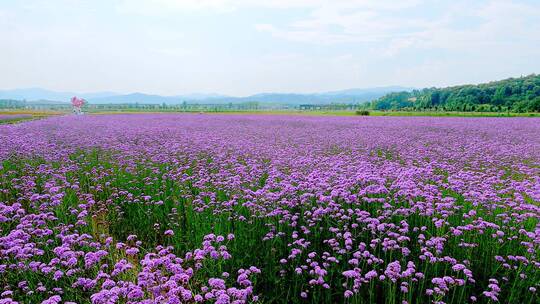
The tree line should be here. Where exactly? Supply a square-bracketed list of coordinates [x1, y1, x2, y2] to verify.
[368, 74, 540, 112]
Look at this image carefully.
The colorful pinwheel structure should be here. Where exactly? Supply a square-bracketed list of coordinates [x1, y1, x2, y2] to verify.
[71, 96, 86, 115]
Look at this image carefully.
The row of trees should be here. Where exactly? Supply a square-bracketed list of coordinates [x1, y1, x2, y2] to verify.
[369, 74, 540, 112]
[86, 101, 265, 111]
[0, 99, 26, 108]
[0, 99, 265, 111]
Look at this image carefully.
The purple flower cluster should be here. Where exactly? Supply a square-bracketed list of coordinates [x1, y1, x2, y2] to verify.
[0, 114, 539, 303]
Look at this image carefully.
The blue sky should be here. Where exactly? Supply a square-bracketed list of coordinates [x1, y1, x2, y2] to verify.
[1, 0, 539, 96]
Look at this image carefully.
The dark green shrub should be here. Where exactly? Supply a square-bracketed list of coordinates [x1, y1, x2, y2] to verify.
[356, 110, 370, 116]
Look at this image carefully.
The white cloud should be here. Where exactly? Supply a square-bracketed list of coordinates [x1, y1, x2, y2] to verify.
[116, 0, 237, 14]
[402, 1, 540, 53]
[255, 0, 540, 55]
[116, 0, 422, 15]
[115, 0, 540, 55]
[1, 0, 539, 95]
[254, 1, 431, 45]
[255, 23, 356, 44]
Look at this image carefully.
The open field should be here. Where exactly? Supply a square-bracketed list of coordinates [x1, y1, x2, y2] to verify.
[0, 114, 539, 304]
[0, 110, 64, 124]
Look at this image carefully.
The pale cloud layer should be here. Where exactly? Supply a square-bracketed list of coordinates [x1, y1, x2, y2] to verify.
[1, 0, 539, 95]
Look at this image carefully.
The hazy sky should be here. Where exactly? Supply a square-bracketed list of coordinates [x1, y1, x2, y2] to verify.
[1, 0, 540, 96]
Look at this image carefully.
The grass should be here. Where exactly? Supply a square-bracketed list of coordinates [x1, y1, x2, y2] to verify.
[0, 118, 33, 124]
[0, 109, 63, 124]
[0, 109, 64, 116]
[367, 111, 540, 117]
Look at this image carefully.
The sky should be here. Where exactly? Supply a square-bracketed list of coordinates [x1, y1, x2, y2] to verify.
[1, 0, 540, 96]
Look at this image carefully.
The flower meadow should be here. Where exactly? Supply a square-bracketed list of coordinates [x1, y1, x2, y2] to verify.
[0, 114, 539, 304]
[0, 115, 32, 122]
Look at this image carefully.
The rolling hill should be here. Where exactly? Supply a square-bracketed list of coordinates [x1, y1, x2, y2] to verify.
[0, 86, 412, 105]
[370, 74, 540, 112]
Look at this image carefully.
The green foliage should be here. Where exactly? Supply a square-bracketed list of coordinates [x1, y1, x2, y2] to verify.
[370, 74, 540, 112]
[371, 92, 415, 110]
[355, 110, 370, 116]
[0, 99, 25, 108]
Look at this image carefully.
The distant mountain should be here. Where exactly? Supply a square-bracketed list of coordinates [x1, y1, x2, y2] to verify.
[26, 99, 70, 105]
[0, 86, 413, 105]
[0, 88, 72, 101]
[89, 92, 237, 104]
[88, 93, 176, 104]
[0, 88, 117, 102]
[238, 87, 413, 105]
[179, 86, 413, 105]
[175, 93, 229, 100]
[320, 86, 412, 96]
[80, 92, 119, 99]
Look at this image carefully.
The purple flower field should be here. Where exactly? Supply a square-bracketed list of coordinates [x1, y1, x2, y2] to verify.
[0, 114, 539, 304]
[0, 114, 32, 122]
